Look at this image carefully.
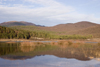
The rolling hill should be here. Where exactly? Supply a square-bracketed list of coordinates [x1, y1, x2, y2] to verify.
[0, 21, 44, 27]
[38, 21, 98, 32]
[10, 21, 99, 33]
[66, 25, 100, 38]
[0, 21, 100, 38]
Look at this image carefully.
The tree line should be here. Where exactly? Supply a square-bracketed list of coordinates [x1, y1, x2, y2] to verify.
[0, 26, 93, 39]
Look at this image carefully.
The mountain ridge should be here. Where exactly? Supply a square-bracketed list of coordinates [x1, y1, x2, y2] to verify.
[0, 21, 45, 27]
[0, 21, 100, 38]
[38, 21, 99, 32]
[66, 25, 100, 37]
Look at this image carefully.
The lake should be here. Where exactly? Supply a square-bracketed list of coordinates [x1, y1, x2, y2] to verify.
[0, 41, 100, 67]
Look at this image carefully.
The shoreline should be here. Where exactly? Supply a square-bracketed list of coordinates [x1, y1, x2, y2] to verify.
[0, 39, 59, 42]
[0, 38, 100, 43]
[0, 39, 33, 42]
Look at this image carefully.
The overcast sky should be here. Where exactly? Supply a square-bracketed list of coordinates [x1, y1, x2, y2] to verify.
[0, 0, 100, 26]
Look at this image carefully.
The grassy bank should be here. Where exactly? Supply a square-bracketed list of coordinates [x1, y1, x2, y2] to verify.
[0, 38, 100, 44]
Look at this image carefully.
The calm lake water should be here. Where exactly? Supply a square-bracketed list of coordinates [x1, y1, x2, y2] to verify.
[0, 42, 100, 67]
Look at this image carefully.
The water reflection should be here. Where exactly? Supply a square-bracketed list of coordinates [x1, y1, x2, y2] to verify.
[0, 42, 20, 56]
[0, 42, 100, 61]
[0, 55, 100, 67]
[0, 42, 100, 67]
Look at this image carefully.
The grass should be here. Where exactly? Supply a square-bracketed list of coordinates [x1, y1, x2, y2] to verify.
[68, 41, 73, 46]
[1, 41, 100, 60]
[98, 43, 100, 46]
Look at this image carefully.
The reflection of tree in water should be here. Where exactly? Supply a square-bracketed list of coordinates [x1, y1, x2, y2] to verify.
[20, 46, 35, 52]
[20, 42, 44, 52]
[0, 42, 100, 61]
[0, 42, 20, 56]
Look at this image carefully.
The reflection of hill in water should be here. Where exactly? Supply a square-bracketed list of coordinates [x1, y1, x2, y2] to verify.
[0, 42, 100, 61]
[0, 55, 33, 60]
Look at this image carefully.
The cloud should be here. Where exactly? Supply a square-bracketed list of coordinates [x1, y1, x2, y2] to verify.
[0, 0, 100, 26]
[23, 0, 62, 6]
[0, 0, 15, 2]
[0, 0, 74, 25]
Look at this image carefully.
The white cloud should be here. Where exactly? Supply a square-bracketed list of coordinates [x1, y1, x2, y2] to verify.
[0, 2, 2, 4]
[23, 0, 62, 6]
[0, 0, 15, 1]
[0, 0, 100, 26]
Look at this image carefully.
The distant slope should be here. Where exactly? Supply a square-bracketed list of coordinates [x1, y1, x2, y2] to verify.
[0, 21, 44, 27]
[38, 21, 98, 32]
[10, 21, 99, 32]
[1, 21, 97, 31]
[66, 25, 100, 38]
[10, 25, 41, 32]
[9, 21, 100, 38]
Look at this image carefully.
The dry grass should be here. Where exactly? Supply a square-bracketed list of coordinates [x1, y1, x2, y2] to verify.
[20, 42, 36, 47]
[0, 39, 32, 41]
[6, 42, 16, 43]
[20, 46, 35, 52]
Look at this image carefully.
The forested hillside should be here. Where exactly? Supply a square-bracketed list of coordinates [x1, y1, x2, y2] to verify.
[0, 26, 92, 39]
[0, 26, 57, 39]
[9, 21, 100, 38]
[0, 26, 30, 39]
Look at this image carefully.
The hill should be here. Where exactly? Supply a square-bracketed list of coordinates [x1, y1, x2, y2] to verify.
[0, 21, 44, 27]
[1, 21, 100, 39]
[10, 21, 99, 33]
[9, 21, 100, 38]
[38, 21, 98, 32]
[0, 26, 60, 39]
[66, 25, 100, 38]
[0, 26, 92, 39]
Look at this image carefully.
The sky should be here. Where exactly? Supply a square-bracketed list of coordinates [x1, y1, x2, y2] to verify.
[0, 0, 100, 26]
